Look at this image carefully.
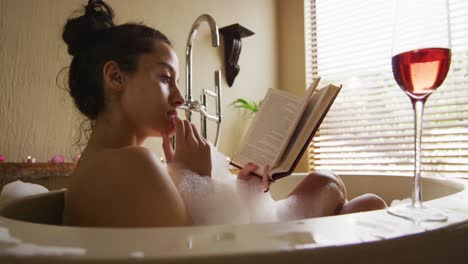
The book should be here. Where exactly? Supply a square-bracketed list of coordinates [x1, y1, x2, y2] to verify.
[230, 78, 341, 181]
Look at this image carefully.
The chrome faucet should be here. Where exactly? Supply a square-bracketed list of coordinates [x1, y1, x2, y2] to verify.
[180, 14, 222, 147]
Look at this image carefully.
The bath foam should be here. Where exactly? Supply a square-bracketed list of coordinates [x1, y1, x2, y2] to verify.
[0, 180, 48, 203]
[0, 227, 22, 244]
[167, 147, 279, 225]
[390, 198, 412, 207]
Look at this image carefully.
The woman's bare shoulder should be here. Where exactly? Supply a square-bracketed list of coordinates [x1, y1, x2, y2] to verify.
[77, 147, 176, 199]
[66, 147, 190, 227]
[77, 146, 165, 179]
[100, 146, 161, 167]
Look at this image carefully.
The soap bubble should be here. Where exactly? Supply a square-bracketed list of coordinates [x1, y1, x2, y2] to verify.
[169, 144, 280, 225]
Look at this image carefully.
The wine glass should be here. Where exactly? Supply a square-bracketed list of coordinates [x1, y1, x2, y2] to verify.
[387, 0, 451, 222]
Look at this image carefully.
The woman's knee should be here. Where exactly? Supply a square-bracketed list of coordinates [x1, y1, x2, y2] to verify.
[289, 170, 347, 198]
[339, 193, 387, 215]
[278, 182, 345, 220]
[281, 173, 347, 219]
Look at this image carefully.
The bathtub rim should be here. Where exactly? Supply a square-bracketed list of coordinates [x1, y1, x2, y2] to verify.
[0, 173, 465, 226]
[0, 174, 467, 262]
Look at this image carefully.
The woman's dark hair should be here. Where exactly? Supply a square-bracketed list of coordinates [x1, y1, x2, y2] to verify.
[62, 0, 171, 121]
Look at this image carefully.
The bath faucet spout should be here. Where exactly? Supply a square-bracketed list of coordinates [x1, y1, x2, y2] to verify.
[182, 14, 223, 147]
[185, 14, 219, 106]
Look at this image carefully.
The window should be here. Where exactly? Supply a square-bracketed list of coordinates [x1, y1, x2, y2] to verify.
[306, 0, 468, 177]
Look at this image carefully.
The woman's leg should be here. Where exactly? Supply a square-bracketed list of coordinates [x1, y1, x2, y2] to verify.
[276, 171, 387, 221]
[276, 171, 347, 221]
[339, 193, 387, 215]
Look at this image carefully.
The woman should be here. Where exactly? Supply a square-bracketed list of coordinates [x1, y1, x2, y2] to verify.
[62, 0, 386, 227]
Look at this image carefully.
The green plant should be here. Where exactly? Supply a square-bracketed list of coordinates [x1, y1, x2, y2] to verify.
[231, 98, 262, 114]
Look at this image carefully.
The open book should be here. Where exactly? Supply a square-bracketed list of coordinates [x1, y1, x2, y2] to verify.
[230, 78, 341, 181]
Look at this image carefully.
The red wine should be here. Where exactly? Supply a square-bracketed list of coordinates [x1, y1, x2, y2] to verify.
[392, 47, 451, 99]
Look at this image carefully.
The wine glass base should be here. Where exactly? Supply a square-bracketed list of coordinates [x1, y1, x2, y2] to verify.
[387, 203, 448, 222]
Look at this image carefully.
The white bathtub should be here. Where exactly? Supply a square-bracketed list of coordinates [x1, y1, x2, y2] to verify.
[0, 174, 467, 263]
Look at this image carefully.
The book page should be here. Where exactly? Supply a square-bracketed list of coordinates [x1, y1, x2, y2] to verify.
[232, 89, 303, 171]
[271, 85, 341, 175]
[268, 78, 321, 167]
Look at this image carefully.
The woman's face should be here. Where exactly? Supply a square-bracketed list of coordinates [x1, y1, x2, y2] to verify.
[120, 41, 184, 138]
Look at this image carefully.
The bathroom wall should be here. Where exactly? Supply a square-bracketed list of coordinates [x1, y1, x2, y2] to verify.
[277, 0, 309, 172]
[0, 0, 281, 162]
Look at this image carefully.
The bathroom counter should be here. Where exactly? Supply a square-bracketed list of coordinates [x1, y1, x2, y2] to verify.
[0, 175, 467, 263]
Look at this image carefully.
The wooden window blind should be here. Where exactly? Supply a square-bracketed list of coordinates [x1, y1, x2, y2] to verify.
[306, 0, 468, 178]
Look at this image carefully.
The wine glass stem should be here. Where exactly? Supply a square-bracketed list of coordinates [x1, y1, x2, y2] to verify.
[412, 98, 426, 208]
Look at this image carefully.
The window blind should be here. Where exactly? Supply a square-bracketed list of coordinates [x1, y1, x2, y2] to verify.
[306, 0, 468, 178]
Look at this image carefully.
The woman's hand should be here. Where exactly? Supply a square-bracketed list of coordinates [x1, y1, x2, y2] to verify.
[162, 117, 211, 177]
[237, 162, 271, 192]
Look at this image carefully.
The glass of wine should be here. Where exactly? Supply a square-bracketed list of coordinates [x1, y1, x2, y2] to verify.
[387, 0, 451, 222]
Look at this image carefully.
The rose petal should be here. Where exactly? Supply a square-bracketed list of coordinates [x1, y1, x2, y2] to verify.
[50, 155, 65, 163]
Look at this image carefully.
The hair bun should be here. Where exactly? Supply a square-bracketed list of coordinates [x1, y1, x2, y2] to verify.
[62, 0, 115, 56]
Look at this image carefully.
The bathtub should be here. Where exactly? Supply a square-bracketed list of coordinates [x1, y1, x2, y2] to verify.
[0, 174, 467, 263]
